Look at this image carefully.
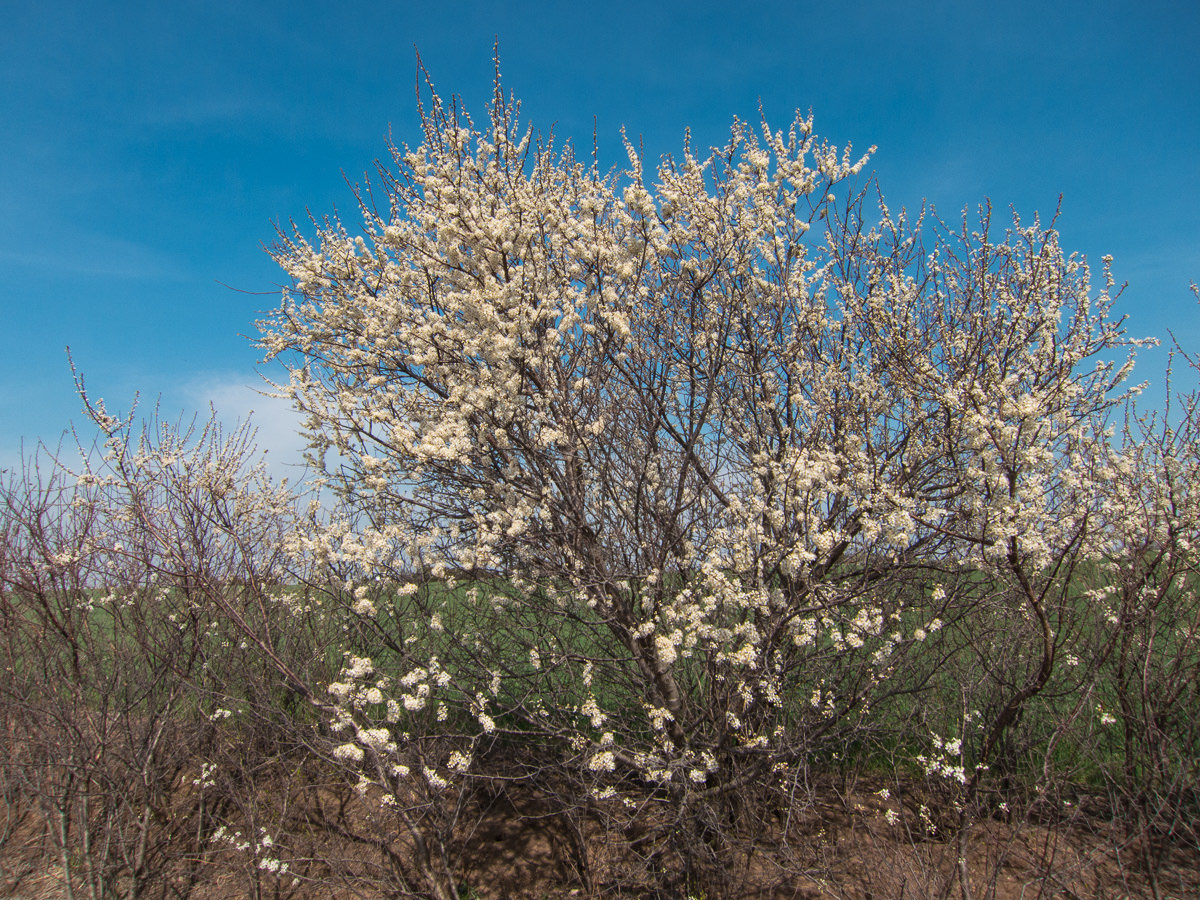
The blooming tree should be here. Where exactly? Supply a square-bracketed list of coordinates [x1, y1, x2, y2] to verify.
[257, 70, 1143, 890]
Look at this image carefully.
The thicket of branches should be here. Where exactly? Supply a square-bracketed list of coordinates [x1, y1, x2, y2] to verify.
[1, 70, 1197, 900]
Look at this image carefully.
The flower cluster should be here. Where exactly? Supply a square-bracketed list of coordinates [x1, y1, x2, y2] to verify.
[257, 72, 1146, 813]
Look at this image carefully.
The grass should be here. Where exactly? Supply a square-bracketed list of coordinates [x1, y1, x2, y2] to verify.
[3, 557, 1199, 898]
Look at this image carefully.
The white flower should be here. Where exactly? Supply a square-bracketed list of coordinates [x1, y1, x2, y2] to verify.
[654, 633, 678, 666]
[588, 750, 616, 772]
[580, 696, 606, 728]
[359, 728, 392, 751]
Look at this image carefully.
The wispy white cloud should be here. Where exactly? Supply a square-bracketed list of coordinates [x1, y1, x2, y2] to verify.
[0, 373, 316, 500]
[0, 231, 190, 281]
[138, 94, 267, 128]
[179, 374, 312, 486]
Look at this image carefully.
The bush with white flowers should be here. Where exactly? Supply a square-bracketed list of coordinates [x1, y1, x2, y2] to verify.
[252, 65, 1157, 892]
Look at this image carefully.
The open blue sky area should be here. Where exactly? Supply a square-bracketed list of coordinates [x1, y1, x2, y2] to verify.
[2, 0, 1197, 476]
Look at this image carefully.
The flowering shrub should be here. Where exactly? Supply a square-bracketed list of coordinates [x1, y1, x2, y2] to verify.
[252, 65, 1161, 894]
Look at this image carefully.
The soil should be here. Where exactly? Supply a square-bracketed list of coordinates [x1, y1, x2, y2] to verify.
[2, 777, 1195, 900]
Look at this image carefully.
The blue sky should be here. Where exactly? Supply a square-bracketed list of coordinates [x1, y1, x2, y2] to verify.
[2, 0, 1197, 477]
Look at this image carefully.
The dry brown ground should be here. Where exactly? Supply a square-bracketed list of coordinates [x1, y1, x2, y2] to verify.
[2, 780, 1195, 900]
